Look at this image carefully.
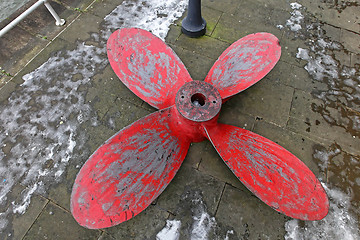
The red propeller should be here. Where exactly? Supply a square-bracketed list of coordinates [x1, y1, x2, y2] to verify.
[71, 28, 329, 229]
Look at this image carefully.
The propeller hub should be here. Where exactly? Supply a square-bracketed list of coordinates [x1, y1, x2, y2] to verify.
[175, 81, 222, 122]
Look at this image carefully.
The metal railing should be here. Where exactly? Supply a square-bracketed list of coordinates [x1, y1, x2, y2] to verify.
[0, 0, 65, 38]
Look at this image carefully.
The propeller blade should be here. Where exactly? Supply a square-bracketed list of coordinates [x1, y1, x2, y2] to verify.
[204, 123, 329, 220]
[205, 33, 281, 99]
[71, 107, 191, 229]
[107, 28, 193, 109]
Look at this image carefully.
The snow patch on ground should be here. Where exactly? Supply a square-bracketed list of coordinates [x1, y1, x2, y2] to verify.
[0, 0, 187, 233]
[103, 0, 187, 40]
[0, 42, 105, 232]
[189, 196, 217, 240]
[286, 2, 304, 32]
[156, 191, 234, 240]
[282, 2, 360, 136]
[156, 220, 181, 240]
[285, 184, 360, 240]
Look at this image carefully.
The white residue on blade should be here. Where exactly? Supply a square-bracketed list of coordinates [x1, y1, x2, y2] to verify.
[156, 220, 181, 240]
[0, 0, 188, 232]
[285, 184, 360, 240]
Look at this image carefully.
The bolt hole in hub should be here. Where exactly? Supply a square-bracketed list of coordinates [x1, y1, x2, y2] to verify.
[176, 81, 222, 122]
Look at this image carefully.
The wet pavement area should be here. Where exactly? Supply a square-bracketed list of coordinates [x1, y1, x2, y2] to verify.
[0, 0, 359, 239]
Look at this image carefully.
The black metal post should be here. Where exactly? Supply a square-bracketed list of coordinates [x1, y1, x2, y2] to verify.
[181, 0, 206, 37]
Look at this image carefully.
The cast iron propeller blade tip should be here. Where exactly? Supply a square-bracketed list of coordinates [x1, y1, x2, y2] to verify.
[71, 28, 329, 229]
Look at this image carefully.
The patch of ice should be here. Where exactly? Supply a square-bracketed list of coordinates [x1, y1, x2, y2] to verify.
[191, 211, 217, 240]
[156, 220, 181, 240]
[312, 144, 341, 171]
[290, 2, 302, 10]
[286, 3, 304, 32]
[12, 183, 40, 214]
[285, 184, 360, 240]
[156, 190, 234, 240]
[103, 0, 187, 40]
[224, 230, 234, 240]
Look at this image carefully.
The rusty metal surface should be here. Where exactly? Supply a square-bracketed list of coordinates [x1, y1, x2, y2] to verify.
[107, 28, 193, 110]
[205, 32, 281, 99]
[71, 28, 329, 230]
[204, 123, 329, 220]
[175, 81, 221, 122]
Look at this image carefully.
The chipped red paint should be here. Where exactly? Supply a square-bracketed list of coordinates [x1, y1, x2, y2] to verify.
[107, 28, 192, 110]
[71, 28, 329, 229]
[71, 107, 191, 229]
[205, 32, 281, 99]
[203, 123, 329, 220]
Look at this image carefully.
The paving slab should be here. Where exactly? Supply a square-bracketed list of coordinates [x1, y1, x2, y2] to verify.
[202, 0, 241, 14]
[288, 89, 360, 155]
[157, 165, 225, 217]
[0, 184, 48, 240]
[225, 77, 294, 127]
[59, 12, 103, 44]
[171, 44, 216, 81]
[0, 0, 86, 87]
[58, 0, 95, 10]
[300, 0, 360, 33]
[216, 184, 289, 240]
[351, 52, 360, 67]
[212, 11, 282, 44]
[16, 1, 77, 40]
[197, 140, 247, 190]
[23, 202, 101, 239]
[278, 36, 308, 68]
[266, 60, 328, 93]
[341, 29, 360, 54]
[165, 24, 182, 44]
[103, 205, 169, 239]
[0, 26, 49, 86]
[87, 0, 125, 19]
[175, 34, 230, 60]
[211, 2, 282, 44]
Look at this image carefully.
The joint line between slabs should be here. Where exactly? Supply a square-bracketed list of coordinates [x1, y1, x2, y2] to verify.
[214, 182, 226, 217]
[21, 199, 50, 240]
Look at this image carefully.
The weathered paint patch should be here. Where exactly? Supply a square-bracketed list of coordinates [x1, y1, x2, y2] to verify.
[205, 32, 281, 99]
[71, 107, 191, 229]
[107, 28, 193, 110]
[204, 123, 329, 220]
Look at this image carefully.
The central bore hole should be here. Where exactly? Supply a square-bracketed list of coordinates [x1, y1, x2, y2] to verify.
[191, 93, 206, 107]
